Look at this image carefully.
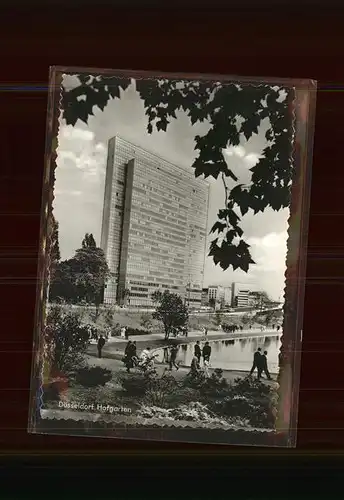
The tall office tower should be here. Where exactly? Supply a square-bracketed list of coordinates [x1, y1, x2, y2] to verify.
[100, 136, 210, 309]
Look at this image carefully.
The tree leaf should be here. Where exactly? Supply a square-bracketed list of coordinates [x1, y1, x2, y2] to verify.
[210, 221, 227, 234]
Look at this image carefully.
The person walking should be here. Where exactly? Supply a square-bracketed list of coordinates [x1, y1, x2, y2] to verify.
[120, 326, 126, 339]
[97, 334, 106, 359]
[194, 341, 201, 363]
[124, 341, 133, 373]
[131, 341, 137, 356]
[202, 342, 211, 364]
[124, 340, 132, 357]
[124, 326, 129, 340]
[258, 350, 272, 380]
[169, 345, 179, 371]
[249, 347, 262, 376]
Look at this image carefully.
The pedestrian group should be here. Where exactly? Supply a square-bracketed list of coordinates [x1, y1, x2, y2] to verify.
[249, 347, 272, 380]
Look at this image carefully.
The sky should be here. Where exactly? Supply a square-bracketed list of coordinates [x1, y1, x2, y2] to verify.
[54, 75, 290, 302]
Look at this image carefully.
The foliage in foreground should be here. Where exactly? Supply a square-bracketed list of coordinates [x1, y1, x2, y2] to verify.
[74, 366, 112, 388]
[119, 366, 277, 429]
[45, 304, 90, 373]
[137, 402, 228, 426]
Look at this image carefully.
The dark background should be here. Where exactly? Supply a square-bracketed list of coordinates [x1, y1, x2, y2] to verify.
[1, 2, 344, 493]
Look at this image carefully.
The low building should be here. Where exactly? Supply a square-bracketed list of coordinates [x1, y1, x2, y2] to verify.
[231, 282, 255, 308]
[208, 285, 232, 309]
[223, 287, 232, 307]
[201, 287, 209, 307]
[208, 285, 224, 303]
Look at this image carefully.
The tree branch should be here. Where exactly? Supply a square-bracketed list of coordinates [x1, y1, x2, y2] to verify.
[221, 173, 230, 230]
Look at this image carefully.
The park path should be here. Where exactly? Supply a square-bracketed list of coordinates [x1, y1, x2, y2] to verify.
[88, 327, 280, 357]
[86, 327, 280, 386]
[86, 352, 278, 387]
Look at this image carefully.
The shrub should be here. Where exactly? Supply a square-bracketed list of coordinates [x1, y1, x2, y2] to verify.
[137, 402, 227, 426]
[200, 369, 230, 398]
[231, 376, 272, 399]
[164, 386, 202, 407]
[170, 402, 228, 425]
[104, 308, 114, 328]
[72, 385, 116, 407]
[183, 368, 230, 398]
[75, 366, 112, 387]
[89, 310, 99, 323]
[183, 370, 207, 390]
[170, 402, 211, 421]
[126, 327, 151, 336]
[42, 382, 61, 405]
[144, 373, 179, 408]
[119, 372, 152, 397]
[45, 305, 90, 373]
[137, 405, 171, 419]
[140, 313, 153, 331]
[119, 370, 179, 407]
[111, 323, 121, 337]
[210, 377, 276, 429]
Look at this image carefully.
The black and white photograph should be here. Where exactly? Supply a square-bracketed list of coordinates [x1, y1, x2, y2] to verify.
[29, 67, 316, 446]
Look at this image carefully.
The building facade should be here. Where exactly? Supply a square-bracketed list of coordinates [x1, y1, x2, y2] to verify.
[201, 288, 209, 307]
[208, 285, 224, 304]
[223, 287, 232, 307]
[100, 136, 210, 309]
[208, 285, 232, 308]
[231, 282, 255, 308]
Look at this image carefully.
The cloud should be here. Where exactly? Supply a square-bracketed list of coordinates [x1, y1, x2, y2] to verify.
[60, 125, 94, 142]
[244, 231, 288, 300]
[222, 146, 262, 186]
[53, 124, 108, 258]
[248, 232, 288, 272]
[57, 125, 106, 178]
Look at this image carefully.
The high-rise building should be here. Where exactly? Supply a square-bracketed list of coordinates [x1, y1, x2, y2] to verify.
[101, 136, 210, 308]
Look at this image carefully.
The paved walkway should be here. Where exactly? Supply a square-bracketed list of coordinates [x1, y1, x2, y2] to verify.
[86, 328, 280, 386]
[86, 352, 278, 387]
[88, 328, 280, 357]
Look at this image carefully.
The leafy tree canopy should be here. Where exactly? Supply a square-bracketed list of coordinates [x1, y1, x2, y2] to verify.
[61, 74, 294, 273]
[49, 232, 110, 306]
[151, 290, 189, 340]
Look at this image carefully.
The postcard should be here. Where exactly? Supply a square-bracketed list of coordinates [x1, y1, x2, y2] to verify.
[28, 67, 316, 447]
